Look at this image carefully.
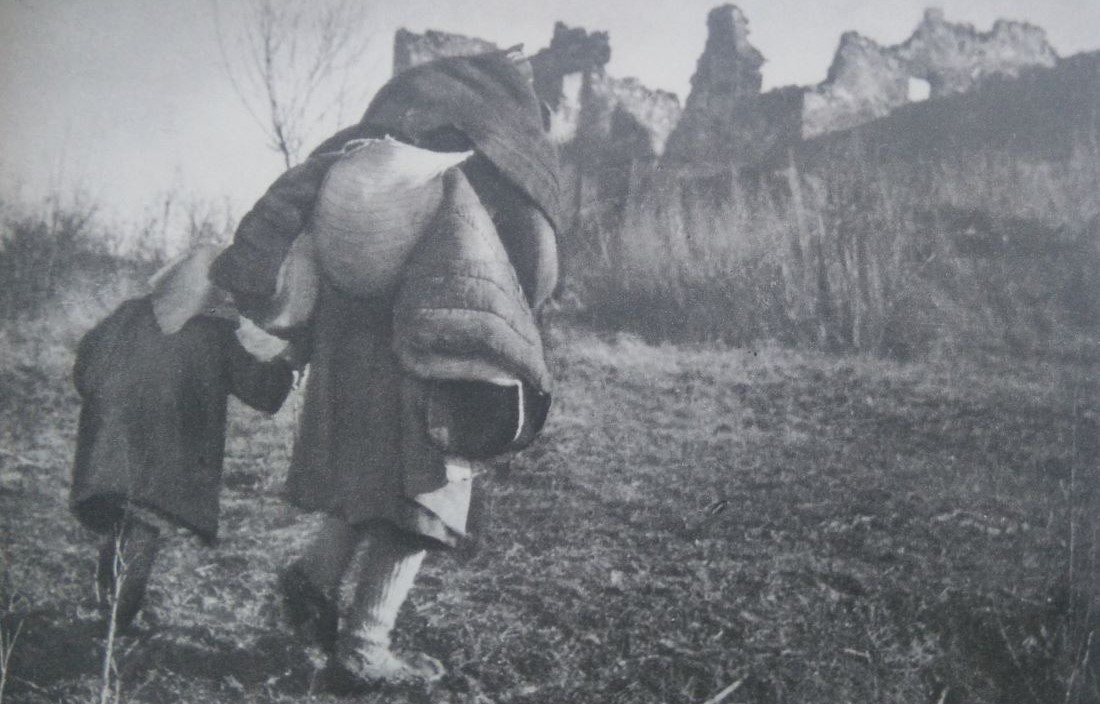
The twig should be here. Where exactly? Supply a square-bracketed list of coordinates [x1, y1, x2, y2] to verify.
[0, 613, 24, 704]
[9, 675, 46, 694]
[1068, 361, 1080, 601]
[841, 647, 872, 662]
[700, 677, 745, 704]
[100, 527, 127, 704]
[125, 670, 157, 703]
[0, 448, 36, 468]
[1064, 629, 1093, 704]
[994, 611, 1042, 704]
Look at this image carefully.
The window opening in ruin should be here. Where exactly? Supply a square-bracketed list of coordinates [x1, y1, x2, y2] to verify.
[908, 77, 931, 102]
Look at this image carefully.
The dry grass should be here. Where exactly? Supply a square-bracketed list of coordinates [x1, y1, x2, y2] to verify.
[566, 96, 1100, 360]
[1, 273, 1096, 702]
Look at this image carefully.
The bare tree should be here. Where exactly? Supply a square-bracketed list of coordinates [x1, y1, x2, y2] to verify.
[212, 0, 372, 168]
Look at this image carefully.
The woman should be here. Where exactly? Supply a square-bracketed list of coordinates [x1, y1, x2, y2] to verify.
[211, 50, 563, 689]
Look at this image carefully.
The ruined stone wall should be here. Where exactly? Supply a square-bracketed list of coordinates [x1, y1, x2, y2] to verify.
[664, 5, 1061, 168]
[390, 5, 1063, 237]
[390, 23, 681, 233]
[532, 24, 680, 234]
[576, 73, 681, 159]
[802, 33, 910, 137]
[393, 6, 1061, 170]
[391, 24, 679, 159]
[802, 8, 1058, 137]
[898, 9, 1058, 95]
[662, 5, 765, 169]
[392, 28, 498, 75]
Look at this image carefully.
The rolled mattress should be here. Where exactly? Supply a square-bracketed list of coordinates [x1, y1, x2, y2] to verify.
[311, 138, 472, 298]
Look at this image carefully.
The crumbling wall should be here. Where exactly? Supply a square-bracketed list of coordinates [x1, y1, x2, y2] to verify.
[392, 28, 498, 75]
[529, 22, 611, 112]
[802, 8, 1058, 137]
[534, 23, 680, 237]
[390, 5, 1063, 240]
[802, 33, 910, 137]
[665, 5, 1061, 168]
[391, 23, 678, 159]
[574, 73, 681, 159]
[662, 5, 769, 169]
[391, 23, 680, 235]
[898, 9, 1058, 95]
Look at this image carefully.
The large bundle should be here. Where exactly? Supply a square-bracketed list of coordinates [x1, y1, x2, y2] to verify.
[311, 138, 471, 298]
[209, 52, 562, 314]
[394, 167, 550, 392]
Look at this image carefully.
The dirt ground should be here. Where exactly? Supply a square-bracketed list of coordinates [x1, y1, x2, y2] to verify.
[1, 304, 1097, 703]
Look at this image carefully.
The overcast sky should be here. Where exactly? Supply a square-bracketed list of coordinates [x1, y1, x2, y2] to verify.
[1, 0, 1097, 239]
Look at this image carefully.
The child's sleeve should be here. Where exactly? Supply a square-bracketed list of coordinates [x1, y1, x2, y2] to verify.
[223, 331, 296, 415]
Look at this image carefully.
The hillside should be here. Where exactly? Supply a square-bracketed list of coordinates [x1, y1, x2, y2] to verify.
[2, 6, 1098, 703]
[1, 272, 1097, 703]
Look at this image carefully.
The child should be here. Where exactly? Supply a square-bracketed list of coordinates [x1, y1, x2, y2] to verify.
[70, 246, 303, 630]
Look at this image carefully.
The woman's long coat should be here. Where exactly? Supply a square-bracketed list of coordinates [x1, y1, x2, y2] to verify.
[70, 298, 293, 541]
[210, 51, 562, 547]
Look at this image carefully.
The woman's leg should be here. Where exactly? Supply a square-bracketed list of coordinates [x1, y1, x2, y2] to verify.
[329, 521, 444, 685]
[280, 515, 363, 653]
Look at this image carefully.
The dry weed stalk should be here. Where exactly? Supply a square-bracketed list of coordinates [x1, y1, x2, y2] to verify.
[1064, 629, 1093, 704]
[1062, 343, 1099, 704]
[98, 525, 128, 704]
[0, 594, 25, 704]
[700, 677, 744, 704]
[570, 123, 1100, 358]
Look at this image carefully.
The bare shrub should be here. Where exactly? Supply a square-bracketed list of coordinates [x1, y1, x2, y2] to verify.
[212, 0, 372, 168]
[0, 189, 237, 329]
[0, 195, 98, 319]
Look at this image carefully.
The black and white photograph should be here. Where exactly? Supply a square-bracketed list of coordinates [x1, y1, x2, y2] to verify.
[0, 1, 1097, 701]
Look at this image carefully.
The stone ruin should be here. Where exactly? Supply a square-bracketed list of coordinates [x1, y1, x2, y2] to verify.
[663, 5, 1059, 169]
[393, 22, 681, 160]
[801, 8, 1057, 138]
[392, 28, 498, 75]
[391, 6, 1061, 224]
[394, 21, 682, 233]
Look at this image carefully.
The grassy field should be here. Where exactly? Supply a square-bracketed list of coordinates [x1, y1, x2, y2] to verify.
[1, 285, 1097, 703]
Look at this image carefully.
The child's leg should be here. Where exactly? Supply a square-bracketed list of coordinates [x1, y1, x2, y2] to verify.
[96, 516, 161, 631]
[279, 515, 363, 653]
[329, 521, 443, 685]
